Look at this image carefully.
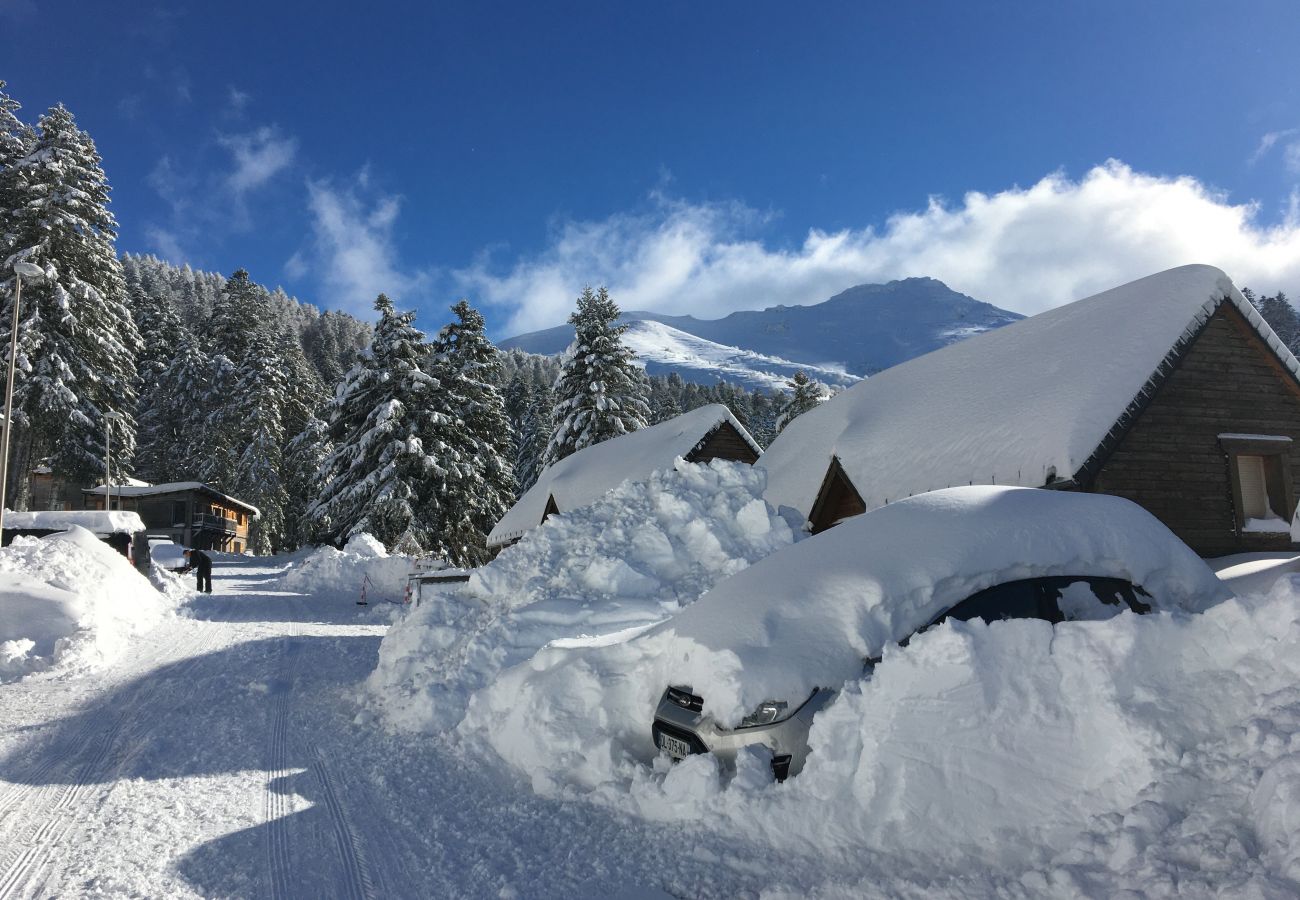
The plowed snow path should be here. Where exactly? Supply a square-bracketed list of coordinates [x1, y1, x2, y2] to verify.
[0, 555, 803, 899]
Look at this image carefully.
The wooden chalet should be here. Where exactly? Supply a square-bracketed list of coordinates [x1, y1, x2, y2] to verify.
[488, 403, 762, 549]
[759, 265, 1300, 557]
[83, 481, 259, 553]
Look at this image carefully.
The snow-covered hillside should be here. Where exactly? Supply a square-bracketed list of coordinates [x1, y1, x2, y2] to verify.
[502, 277, 1022, 386]
[622, 319, 857, 390]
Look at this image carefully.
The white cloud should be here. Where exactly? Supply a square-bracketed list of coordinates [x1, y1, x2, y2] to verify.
[145, 226, 187, 264]
[227, 86, 250, 113]
[456, 161, 1300, 336]
[218, 126, 297, 195]
[297, 176, 429, 316]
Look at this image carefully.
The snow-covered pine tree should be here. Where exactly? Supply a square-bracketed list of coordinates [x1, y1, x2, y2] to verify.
[308, 294, 445, 553]
[775, 370, 825, 434]
[129, 278, 186, 390]
[514, 384, 552, 497]
[1, 104, 141, 499]
[135, 335, 215, 483]
[198, 352, 239, 490]
[543, 286, 649, 467]
[208, 268, 267, 360]
[229, 326, 290, 553]
[0, 80, 27, 247]
[283, 415, 331, 549]
[429, 299, 517, 565]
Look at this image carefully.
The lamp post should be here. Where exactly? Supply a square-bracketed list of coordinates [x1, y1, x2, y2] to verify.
[0, 261, 44, 536]
[104, 410, 122, 512]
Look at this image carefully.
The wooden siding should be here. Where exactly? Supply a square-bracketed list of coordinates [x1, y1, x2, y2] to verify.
[684, 422, 761, 465]
[1089, 304, 1300, 557]
[808, 456, 867, 534]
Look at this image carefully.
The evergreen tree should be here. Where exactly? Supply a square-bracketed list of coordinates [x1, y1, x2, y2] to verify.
[776, 370, 825, 434]
[135, 335, 214, 483]
[308, 294, 445, 553]
[1256, 291, 1300, 354]
[229, 327, 289, 553]
[283, 415, 331, 549]
[514, 385, 552, 496]
[429, 300, 517, 565]
[1, 104, 140, 499]
[544, 286, 649, 467]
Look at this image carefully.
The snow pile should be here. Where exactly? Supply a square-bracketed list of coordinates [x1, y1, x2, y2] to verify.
[274, 533, 413, 602]
[3, 509, 145, 534]
[463, 487, 1227, 788]
[369, 459, 796, 732]
[0, 527, 175, 680]
[490, 403, 761, 546]
[464, 577, 1300, 891]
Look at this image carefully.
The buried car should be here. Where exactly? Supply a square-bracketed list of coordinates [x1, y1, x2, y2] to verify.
[650, 486, 1232, 780]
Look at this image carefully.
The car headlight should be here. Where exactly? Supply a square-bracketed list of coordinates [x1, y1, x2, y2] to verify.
[738, 699, 790, 728]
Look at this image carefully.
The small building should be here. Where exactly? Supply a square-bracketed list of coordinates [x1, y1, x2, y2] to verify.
[759, 265, 1300, 558]
[83, 482, 259, 553]
[488, 403, 762, 549]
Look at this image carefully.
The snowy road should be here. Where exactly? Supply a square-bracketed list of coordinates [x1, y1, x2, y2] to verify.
[0, 556, 834, 899]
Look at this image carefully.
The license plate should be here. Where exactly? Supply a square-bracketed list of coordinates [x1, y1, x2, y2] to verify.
[658, 732, 692, 758]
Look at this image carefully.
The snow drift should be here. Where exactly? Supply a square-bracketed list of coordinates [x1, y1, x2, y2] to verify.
[368, 459, 796, 732]
[274, 533, 413, 603]
[453, 487, 1300, 893]
[0, 526, 176, 680]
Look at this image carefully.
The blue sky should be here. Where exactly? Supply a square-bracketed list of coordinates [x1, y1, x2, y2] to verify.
[4, 1, 1300, 337]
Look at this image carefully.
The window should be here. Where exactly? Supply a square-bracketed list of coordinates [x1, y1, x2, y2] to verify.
[928, 576, 1150, 630]
[1220, 435, 1294, 533]
[172, 501, 187, 526]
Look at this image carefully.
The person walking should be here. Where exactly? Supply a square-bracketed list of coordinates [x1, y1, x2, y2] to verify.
[182, 548, 214, 594]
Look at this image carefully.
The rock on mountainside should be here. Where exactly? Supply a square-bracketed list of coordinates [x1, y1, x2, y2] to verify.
[501, 278, 1022, 388]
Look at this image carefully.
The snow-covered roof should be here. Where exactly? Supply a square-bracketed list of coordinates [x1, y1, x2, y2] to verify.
[488, 404, 762, 547]
[760, 265, 1293, 520]
[643, 486, 1230, 727]
[3, 510, 147, 535]
[83, 481, 260, 516]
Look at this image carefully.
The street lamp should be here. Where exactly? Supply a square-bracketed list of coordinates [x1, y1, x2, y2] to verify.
[0, 261, 44, 536]
[104, 410, 122, 512]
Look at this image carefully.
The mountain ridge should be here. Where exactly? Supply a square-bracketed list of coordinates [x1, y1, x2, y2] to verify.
[502, 277, 1022, 389]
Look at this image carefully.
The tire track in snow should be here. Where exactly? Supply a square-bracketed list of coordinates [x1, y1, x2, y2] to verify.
[0, 625, 222, 900]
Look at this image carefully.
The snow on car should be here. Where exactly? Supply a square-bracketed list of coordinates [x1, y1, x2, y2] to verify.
[461, 485, 1247, 863]
[646, 485, 1229, 777]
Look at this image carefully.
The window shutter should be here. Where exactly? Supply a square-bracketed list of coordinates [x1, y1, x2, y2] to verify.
[1237, 455, 1270, 519]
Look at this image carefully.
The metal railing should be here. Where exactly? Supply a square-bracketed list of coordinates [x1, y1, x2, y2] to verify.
[192, 513, 239, 534]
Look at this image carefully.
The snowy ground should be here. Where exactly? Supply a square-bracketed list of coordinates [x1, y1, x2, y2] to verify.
[2, 550, 1299, 898]
[0, 554, 871, 899]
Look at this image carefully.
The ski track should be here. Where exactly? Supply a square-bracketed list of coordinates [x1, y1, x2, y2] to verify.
[264, 626, 304, 900]
[0, 624, 222, 899]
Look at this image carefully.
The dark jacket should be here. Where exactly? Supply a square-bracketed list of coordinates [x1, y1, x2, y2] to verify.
[187, 549, 212, 573]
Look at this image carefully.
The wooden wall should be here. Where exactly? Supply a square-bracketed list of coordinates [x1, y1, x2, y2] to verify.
[685, 422, 761, 465]
[1089, 304, 1300, 557]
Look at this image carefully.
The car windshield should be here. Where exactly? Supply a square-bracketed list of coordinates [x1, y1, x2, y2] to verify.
[932, 576, 1151, 629]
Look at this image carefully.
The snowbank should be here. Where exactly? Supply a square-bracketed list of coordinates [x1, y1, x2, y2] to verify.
[369, 459, 796, 732]
[3, 509, 145, 534]
[0, 527, 175, 680]
[459, 488, 1273, 876]
[461, 561, 1300, 891]
[274, 533, 413, 602]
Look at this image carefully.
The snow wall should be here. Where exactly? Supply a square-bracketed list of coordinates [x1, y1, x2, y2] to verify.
[367, 459, 796, 732]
